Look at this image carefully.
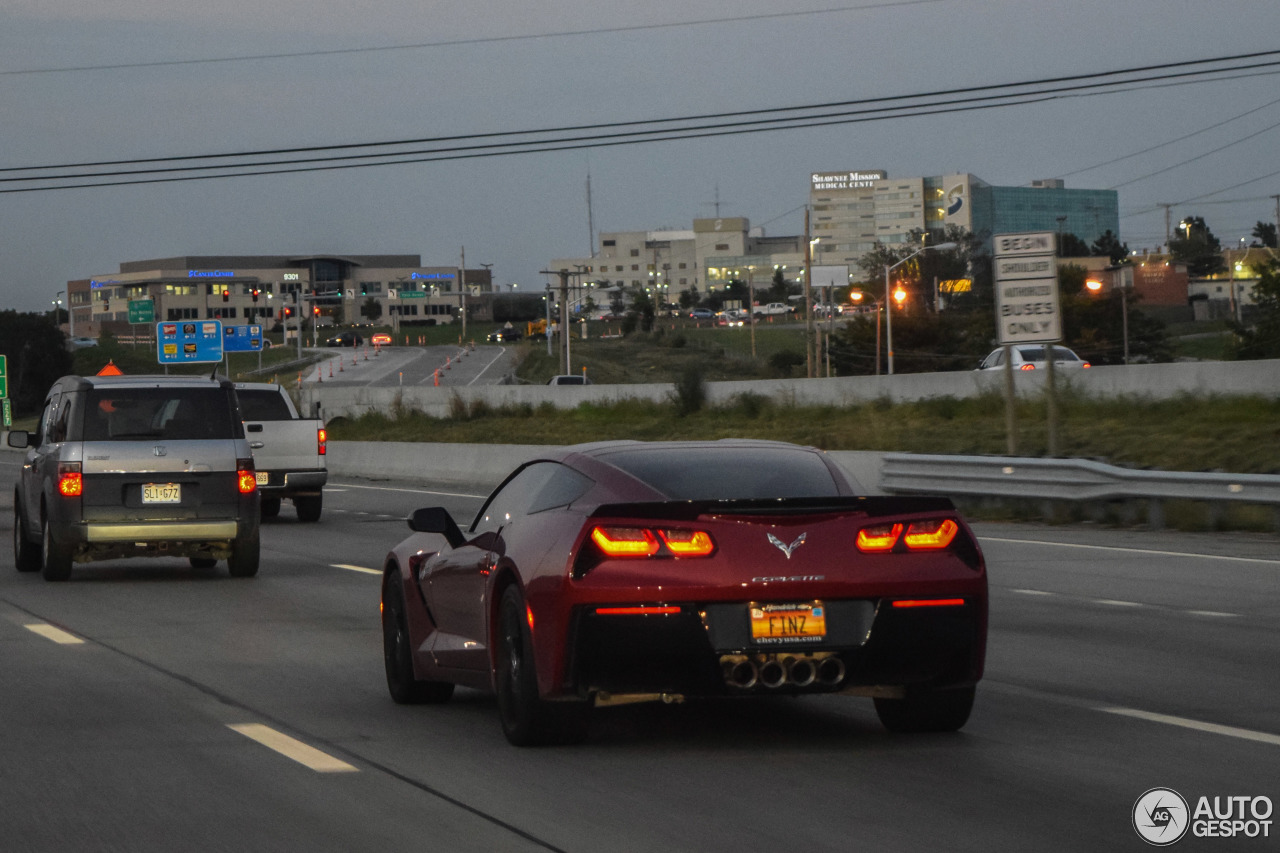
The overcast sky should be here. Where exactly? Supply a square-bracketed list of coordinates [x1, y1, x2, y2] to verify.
[3, 0, 1280, 312]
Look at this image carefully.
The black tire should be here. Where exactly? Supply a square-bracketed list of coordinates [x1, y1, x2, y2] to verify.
[14, 501, 41, 573]
[40, 515, 73, 582]
[495, 585, 589, 746]
[295, 493, 322, 523]
[260, 497, 281, 519]
[189, 556, 218, 569]
[874, 685, 975, 733]
[382, 575, 454, 705]
[227, 525, 260, 578]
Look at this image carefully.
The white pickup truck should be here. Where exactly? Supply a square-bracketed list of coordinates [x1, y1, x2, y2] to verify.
[234, 383, 328, 522]
[752, 302, 792, 317]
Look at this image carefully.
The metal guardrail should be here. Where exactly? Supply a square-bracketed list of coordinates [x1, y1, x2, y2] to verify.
[879, 452, 1280, 530]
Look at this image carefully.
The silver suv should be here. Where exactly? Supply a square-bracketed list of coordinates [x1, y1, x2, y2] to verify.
[9, 375, 261, 581]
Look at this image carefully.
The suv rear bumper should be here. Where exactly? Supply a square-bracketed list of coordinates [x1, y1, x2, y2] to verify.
[86, 520, 240, 541]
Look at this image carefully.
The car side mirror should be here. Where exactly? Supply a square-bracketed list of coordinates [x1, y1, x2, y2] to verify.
[408, 506, 465, 548]
[6, 430, 32, 449]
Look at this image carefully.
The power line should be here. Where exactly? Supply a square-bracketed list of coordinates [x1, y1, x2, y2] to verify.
[0, 0, 953, 76]
[6, 50, 1280, 194]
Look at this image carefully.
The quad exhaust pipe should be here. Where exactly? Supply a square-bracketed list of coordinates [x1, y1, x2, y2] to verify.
[721, 654, 844, 689]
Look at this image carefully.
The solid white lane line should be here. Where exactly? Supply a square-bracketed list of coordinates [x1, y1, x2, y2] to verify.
[1011, 588, 1054, 596]
[1102, 707, 1280, 748]
[980, 536, 1280, 566]
[228, 724, 358, 773]
[25, 624, 85, 645]
[1187, 610, 1238, 617]
[1095, 599, 1143, 607]
[327, 481, 486, 499]
[331, 563, 380, 576]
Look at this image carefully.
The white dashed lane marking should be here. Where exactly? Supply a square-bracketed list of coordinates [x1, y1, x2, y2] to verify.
[1004, 588, 1241, 618]
[331, 563, 380, 576]
[25, 623, 85, 645]
[228, 724, 358, 773]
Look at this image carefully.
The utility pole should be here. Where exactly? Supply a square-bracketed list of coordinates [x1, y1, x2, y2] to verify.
[804, 207, 814, 378]
[1273, 194, 1280, 241]
[1158, 203, 1174, 249]
[459, 247, 467, 342]
[539, 268, 574, 374]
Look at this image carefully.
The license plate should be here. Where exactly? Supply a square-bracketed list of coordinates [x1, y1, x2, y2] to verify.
[255, 472, 269, 486]
[749, 601, 826, 644]
[142, 483, 181, 504]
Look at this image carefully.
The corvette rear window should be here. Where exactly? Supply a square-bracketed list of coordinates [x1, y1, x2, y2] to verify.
[603, 448, 842, 500]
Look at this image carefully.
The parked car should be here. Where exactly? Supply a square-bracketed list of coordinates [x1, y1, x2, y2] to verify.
[325, 330, 363, 347]
[68, 336, 99, 349]
[688, 309, 714, 321]
[9, 374, 260, 581]
[717, 309, 748, 327]
[234, 383, 327, 522]
[380, 439, 987, 746]
[547, 375, 593, 385]
[978, 345, 1090, 371]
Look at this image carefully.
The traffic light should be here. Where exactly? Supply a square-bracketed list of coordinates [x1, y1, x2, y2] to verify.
[313, 306, 320, 316]
[251, 288, 260, 303]
[222, 289, 229, 303]
[360, 283, 367, 295]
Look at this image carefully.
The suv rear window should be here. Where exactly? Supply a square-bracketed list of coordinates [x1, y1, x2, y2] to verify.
[601, 447, 843, 500]
[237, 389, 293, 421]
[82, 387, 240, 441]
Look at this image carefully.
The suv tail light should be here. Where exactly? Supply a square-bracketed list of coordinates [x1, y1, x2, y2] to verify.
[57, 462, 83, 497]
[236, 457, 256, 494]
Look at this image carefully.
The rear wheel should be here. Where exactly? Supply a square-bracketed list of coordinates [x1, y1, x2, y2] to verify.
[382, 576, 454, 704]
[227, 525, 260, 578]
[874, 685, 975, 733]
[14, 501, 40, 573]
[260, 497, 281, 519]
[40, 515, 73, 582]
[495, 585, 588, 746]
[295, 494, 322, 523]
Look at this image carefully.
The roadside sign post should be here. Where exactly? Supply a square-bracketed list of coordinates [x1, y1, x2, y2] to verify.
[221, 324, 265, 374]
[156, 320, 225, 366]
[128, 300, 156, 349]
[993, 232, 1063, 456]
[2, 398, 10, 428]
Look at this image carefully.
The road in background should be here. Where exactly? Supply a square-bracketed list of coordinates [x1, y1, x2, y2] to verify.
[2, 456, 1276, 851]
[302, 344, 518, 387]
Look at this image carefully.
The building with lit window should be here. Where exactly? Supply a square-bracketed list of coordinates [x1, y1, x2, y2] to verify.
[809, 171, 1119, 269]
[64, 254, 493, 341]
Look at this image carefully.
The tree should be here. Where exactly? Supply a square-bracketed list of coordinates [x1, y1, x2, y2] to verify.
[1168, 216, 1226, 276]
[829, 310, 993, 375]
[359, 296, 382, 322]
[857, 226, 986, 314]
[1058, 233, 1091, 257]
[0, 311, 73, 416]
[1091, 230, 1129, 264]
[1232, 257, 1280, 359]
[767, 268, 792, 304]
[1251, 221, 1277, 249]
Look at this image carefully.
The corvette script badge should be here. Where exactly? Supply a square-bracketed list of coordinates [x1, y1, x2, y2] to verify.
[767, 532, 807, 559]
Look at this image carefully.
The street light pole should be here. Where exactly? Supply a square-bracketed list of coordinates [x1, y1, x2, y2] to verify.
[884, 242, 956, 375]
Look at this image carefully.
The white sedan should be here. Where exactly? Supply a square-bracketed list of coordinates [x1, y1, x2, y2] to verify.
[978, 345, 1090, 371]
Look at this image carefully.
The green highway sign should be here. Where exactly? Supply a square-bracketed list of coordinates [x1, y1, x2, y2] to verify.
[398, 290, 426, 298]
[0, 353, 7, 399]
[128, 299, 155, 324]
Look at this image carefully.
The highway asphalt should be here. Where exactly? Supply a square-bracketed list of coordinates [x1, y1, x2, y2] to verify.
[2, 457, 1276, 851]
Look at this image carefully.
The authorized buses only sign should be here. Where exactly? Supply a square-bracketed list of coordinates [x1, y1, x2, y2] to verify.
[993, 231, 1062, 345]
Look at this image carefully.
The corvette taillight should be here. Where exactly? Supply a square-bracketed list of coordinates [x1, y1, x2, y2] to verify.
[856, 519, 960, 553]
[57, 462, 83, 497]
[855, 523, 902, 553]
[236, 457, 256, 494]
[588, 525, 716, 559]
[902, 519, 959, 550]
[891, 598, 966, 608]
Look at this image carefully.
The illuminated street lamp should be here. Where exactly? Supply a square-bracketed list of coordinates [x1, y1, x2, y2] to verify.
[885, 242, 956, 374]
[850, 291, 884, 375]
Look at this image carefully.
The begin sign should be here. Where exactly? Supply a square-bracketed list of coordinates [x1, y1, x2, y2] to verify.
[993, 231, 1061, 345]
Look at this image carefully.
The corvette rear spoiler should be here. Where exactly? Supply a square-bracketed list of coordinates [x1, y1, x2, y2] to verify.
[590, 495, 956, 522]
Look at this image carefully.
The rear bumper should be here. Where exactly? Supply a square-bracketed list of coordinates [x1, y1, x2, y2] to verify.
[566, 598, 985, 698]
[258, 469, 327, 496]
[86, 520, 240, 541]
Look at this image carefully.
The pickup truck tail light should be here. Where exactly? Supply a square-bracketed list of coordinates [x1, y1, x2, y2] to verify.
[317, 428, 327, 456]
[57, 462, 83, 497]
[236, 458, 257, 494]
